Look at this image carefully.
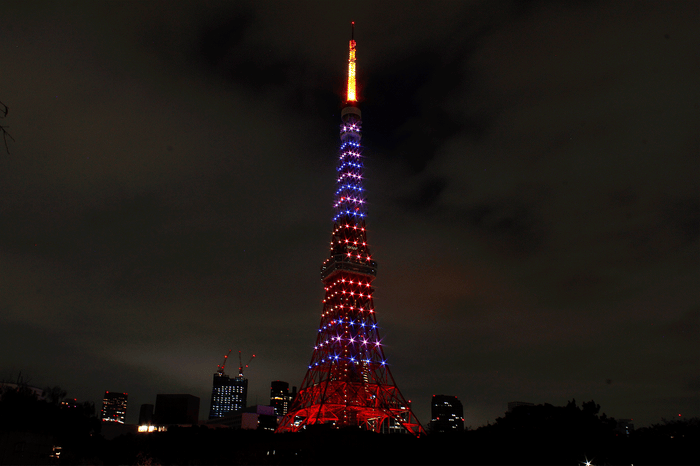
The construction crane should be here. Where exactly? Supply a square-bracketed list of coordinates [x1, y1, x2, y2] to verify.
[216, 349, 232, 376]
[238, 350, 255, 377]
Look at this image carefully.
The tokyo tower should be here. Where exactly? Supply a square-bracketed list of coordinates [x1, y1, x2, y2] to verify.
[276, 24, 424, 436]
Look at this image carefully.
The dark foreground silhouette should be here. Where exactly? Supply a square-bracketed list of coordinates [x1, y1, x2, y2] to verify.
[1, 386, 696, 465]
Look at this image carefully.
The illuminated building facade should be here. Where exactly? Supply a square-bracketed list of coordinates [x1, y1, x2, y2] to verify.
[208, 373, 248, 419]
[101, 391, 128, 424]
[60, 398, 79, 409]
[275, 24, 424, 436]
[270, 380, 290, 416]
[429, 395, 464, 433]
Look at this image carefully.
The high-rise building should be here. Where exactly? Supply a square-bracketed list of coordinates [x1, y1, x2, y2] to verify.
[139, 404, 154, 426]
[101, 391, 128, 424]
[206, 405, 277, 431]
[289, 385, 297, 406]
[208, 351, 251, 419]
[615, 418, 635, 437]
[209, 373, 248, 419]
[155, 394, 200, 425]
[275, 24, 424, 436]
[270, 380, 290, 416]
[60, 398, 79, 409]
[430, 395, 464, 433]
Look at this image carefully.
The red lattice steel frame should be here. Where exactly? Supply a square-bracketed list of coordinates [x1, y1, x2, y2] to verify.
[276, 31, 424, 436]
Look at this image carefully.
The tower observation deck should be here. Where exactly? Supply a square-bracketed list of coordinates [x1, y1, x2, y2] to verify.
[275, 24, 424, 436]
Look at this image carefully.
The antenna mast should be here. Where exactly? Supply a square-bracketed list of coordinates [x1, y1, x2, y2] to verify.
[347, 21, 357, 103]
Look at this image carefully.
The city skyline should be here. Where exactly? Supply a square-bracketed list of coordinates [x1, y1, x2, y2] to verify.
[1, 1, 698, 429]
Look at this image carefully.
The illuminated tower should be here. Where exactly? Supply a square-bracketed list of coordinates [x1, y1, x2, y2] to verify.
[276, 24, 424, 436]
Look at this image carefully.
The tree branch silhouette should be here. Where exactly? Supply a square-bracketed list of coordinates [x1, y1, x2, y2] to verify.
[0, 100, 15, 154]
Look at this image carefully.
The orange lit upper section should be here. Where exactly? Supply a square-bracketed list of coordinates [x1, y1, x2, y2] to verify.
[347, 39, 357, 103]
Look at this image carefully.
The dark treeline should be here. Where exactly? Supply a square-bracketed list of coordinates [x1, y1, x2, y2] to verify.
[0, 385, 697, 465]
[0, 383, 100, 464]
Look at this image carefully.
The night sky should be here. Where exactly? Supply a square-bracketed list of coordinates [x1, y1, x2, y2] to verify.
[1, 1, 698, 429]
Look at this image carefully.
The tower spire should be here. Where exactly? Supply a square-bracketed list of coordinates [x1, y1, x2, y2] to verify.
[347, 22, 357, 103]
[275, 28, 425, 437]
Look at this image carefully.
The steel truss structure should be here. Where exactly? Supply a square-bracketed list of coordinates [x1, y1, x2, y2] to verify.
[276, 27, 424, 436]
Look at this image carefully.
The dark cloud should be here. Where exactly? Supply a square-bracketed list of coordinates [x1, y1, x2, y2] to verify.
[459, 200, 546, 255]
[664, 198, 700, 244]
[195, 10, 295, 92]
[0, 1, 697, 429]
[398, 177, 447, 211]
[196, 11, 254, 68]
[364, 51, 468, 171]
[687, 375, 700, 393]
[653, 306, 700, 342]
